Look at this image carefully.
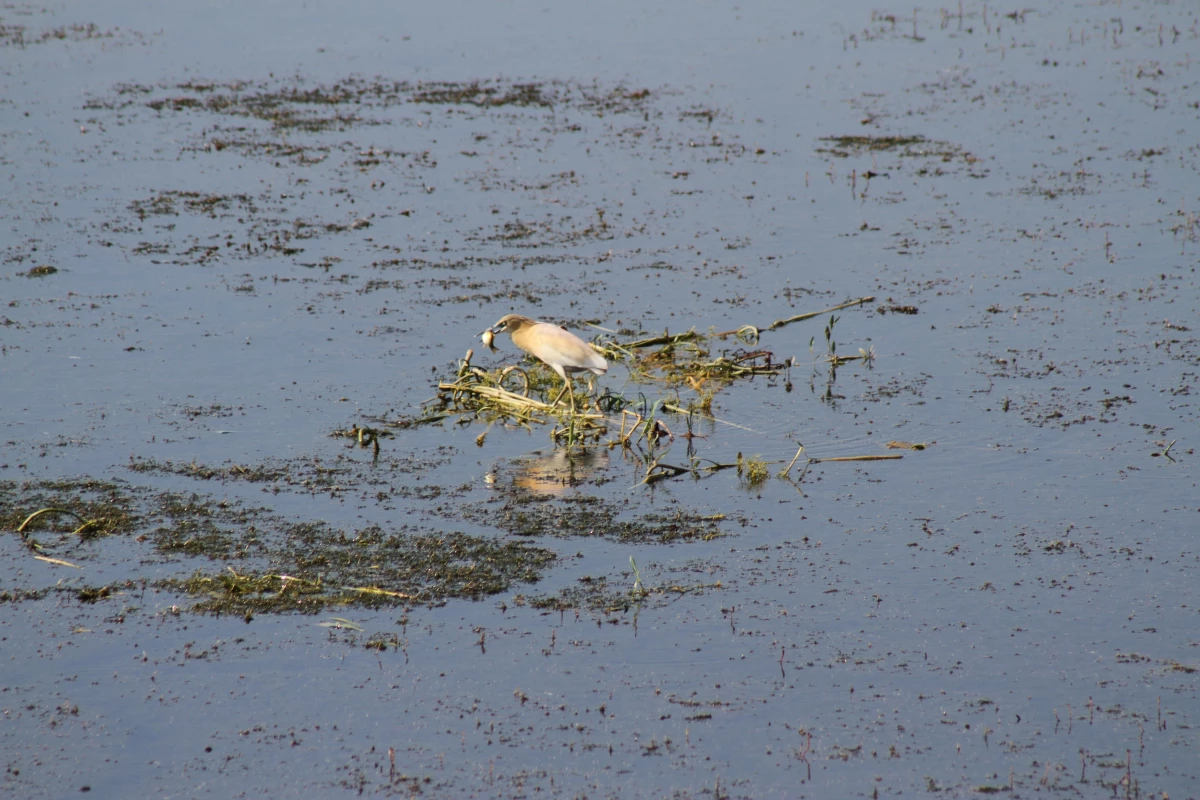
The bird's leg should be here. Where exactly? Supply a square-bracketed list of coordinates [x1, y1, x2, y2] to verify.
[551, 378, 579, 415]
[585, 377, 598, 410]
[549, 380, 571, 410]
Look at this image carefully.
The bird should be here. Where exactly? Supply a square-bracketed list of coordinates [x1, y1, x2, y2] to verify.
[485, 314, 607, 414]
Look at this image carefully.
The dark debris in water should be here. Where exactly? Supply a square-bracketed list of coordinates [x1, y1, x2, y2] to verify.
[816, 135, 982, 173]
[819, 134, 929, 153]
[130, 456, 289, 484]
[2, 478, 553, 613]
[74, 74, 755, 272]
[160, 527, 555, 615]
[0, 21, 126, 48]
[91, 76, 657, 123]
[411, 81, 554, 108]
[2, 456, 737, 618]
[516, 567, 722, 615]
[1, 479, 139, 551]
[516, 577, 636, 615]
[129, 190, 258, 220]
[127, 450, 453, 501]
[465, 490, 731, 545]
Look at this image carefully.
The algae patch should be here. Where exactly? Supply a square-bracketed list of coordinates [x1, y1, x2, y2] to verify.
[2, 478, 554, 614]
[464, 489, 731, 544]
[163, 527, 554, 614]
[1, 479, 138, 553]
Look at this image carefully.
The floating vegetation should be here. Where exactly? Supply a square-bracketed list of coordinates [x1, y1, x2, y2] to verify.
[414, 302, 908, 487]
[885, 440, 930, 450]
[1, 480, 138, 558]
[640, 450, 769, 487]
[427, 301, 875, 443]
[816, 135, 974, 164]
[1, 479, 555, 613]
[429, 348, 614, 448]
[127, 450, 452, 501]
[517, 571, 722, 614]
[516, 577, 637, 614]
[877, 303, 919, 315]
[464, 486, 730, 544]
[129, 190, 258, 220]
[629, 556, 647, 599]
[0, 21, 122, 48]
[330, 424, 394, 456]
[128, 456, 289, 483]
[765, 296, 875, 331]
[100, 77, 662, 132]
[159, 524, 556, 615]
[151, 514, 555, 612]
[741, 454, 771, 486]
[411, 81, 553, 108]
[779, 445, 904, 483]
[817, 134, 928, 155]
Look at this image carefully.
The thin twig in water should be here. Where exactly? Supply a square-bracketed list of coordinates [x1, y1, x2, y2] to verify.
[16, 508, 89, 534]
[807, 454, 903, 463]
[767, 296, 875, 331]
[619, 330, 704, 349]
[779, 445, 806, 478]
[660, 404, 758, 433]
[33, 555, 82, 569]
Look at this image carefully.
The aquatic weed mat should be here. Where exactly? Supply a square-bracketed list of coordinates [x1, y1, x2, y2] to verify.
[410, 303, 923, 500]
[3, 452, 742, 617]
[127, 446, 460, 504]
[1, 478, 553, 614]
[74, 74, 762, 271]
[422, 300, 884, 449]
[460, 472, 737, 545]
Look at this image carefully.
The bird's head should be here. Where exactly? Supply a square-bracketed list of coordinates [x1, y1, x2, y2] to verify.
[489, 314, 536, 335]
[482, 313, 535, 351]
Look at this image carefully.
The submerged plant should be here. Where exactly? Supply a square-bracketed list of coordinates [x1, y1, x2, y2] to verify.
[629, 556, 646, 599]
[741, 454, 770, 487]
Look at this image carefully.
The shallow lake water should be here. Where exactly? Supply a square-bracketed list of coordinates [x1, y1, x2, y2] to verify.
[2, 0, 1198, 797]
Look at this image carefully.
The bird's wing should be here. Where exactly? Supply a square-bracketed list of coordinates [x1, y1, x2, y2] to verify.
[528, 323, 608, 376]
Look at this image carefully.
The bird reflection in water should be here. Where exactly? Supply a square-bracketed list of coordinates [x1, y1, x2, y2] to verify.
[504, 449, 610, 497]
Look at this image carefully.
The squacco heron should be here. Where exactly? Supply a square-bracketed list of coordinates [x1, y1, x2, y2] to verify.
[485, 314, 607, 413]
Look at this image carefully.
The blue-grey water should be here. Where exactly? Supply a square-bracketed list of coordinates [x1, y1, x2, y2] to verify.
[2, 0, 1197, 797]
